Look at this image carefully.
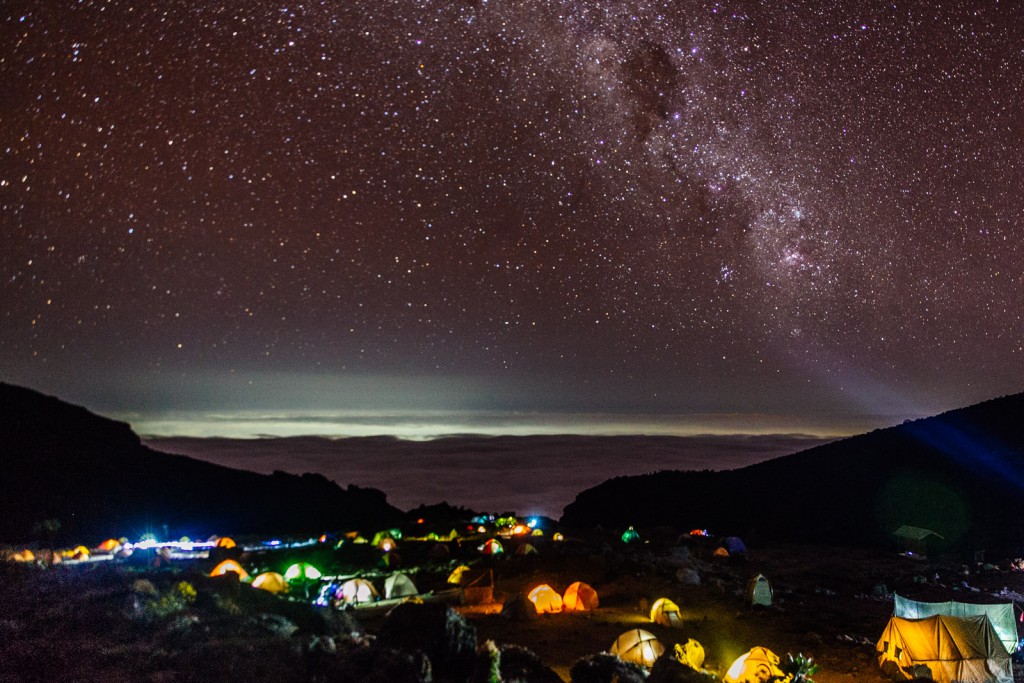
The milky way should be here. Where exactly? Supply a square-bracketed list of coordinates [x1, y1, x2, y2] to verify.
[2, 1, 1023, 424]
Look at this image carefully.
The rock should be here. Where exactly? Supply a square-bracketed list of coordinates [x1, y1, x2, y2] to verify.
[375, 603, 477, 681]
[569, 653, 648, 683]
[649, 657, 716, 682]
[253, 613, 300, 638]
[497, 643, 563, 683]
[676, 568, 701, 585]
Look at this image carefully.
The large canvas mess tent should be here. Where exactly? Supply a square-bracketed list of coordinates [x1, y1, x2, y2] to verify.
[876, 614, 1012, 683]
[894, 594, 1018, 654]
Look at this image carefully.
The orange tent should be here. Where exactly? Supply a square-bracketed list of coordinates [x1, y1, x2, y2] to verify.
[215, 537, 237, 549]
[563, 581, 599, 611]
[97, 538, 121, 552]
[210, 559, 249, 581]
[528, 584, 563, 614]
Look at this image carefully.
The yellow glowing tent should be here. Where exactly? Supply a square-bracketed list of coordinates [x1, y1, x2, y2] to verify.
[562, 581, 599, 612]
[447, 564, 471, 584]
[527, 584, 563, 614]
[210, 559, 249, 581]
[215, 536, 237, 548]
[675, 639, 705, 670]
[251, 572, 289, 594]
[876, 614, 1012, 683]
[650, 597, 683, 628]
[724, 646, 783, 683]
[610, 629, 664, 668]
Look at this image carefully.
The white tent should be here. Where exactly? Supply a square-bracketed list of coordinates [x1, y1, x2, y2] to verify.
[877, 614, 1012, 683]
[745, 574, 772, 607]
[894, 594, 1017, 654]
[383, 572, 418, 599]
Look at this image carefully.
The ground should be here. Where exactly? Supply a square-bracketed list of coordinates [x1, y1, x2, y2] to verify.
[2, 537, 1023, 682]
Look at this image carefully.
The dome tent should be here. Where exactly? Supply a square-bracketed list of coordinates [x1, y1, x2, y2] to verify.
[563, 581, 599, 612]
[527, 584, 563, 614]
[610, 629, 664, 668]
[650, 597, 683, 628]
[384, 572, 418, 599]
[724, 646, 783, 683]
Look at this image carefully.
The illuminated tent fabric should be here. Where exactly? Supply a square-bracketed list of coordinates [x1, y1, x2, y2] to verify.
[251, 572, 289, 594]
[713, 547, 730, 558]
[210, 559, 249, 581]
[621, 527, 641, 544]
[894, 594, 1017, 654]
[745, 574, 772, 607]
[562, 581, 599, 612]
[480, 538, 504, 555]
[723, 646, 784, 683]
[384, 572, 418, 599]
[12, 549, 35, 562]
[447, 565, 471, 584]
[514, 543, 538, 556]
[609, 629, 664, 668]
[341, 578, 379, 605]
[650, 597, 683, 628]
[284, 562, 322, 582]
[675, 639, 705, 670]
[527, 584, 563, 614]
[69, 545, 90, 559]
[552, 532, 565, 542]
[876, 615, 1012, 683]
[215, 537, 237, 548]
[372, 531, 398, 551]
[96, 539, 121, 552]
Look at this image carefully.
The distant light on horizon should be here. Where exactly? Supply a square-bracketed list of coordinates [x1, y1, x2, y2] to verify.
[115, 407, 901, 440]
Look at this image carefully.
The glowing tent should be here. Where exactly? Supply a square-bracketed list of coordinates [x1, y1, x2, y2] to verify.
[745, 574, 772, 607]
[284, 562, 322, 582]
[383, 572, 418, 599]
[527, 584, 563, 614]
[251, 572, 289, 594]
[210, 559, 249, 581]
[552, 532, 565, 542]
[562, 581, 599, 612]
[11, 549, 34, 562]
[610, 629, 664, 668]
[650, 597, 683, 628]
[215, 537, 237, 549]
[341, 578, 379, 605]
[894, 594, 1017, 654]
[514, 543, 538, 556]
[675, 639, 705, 670]
[96, 539, 121, 552]
[621, 527, 641, 544]
[479, 538, 504, 555]
[713, 547, 730, 558]
[876, 614, 1012, 683]
[724, 647, 783, 683]
[447, 565, 471, 584]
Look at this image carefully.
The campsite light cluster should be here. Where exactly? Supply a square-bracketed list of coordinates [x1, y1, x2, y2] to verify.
[6, 514, 1024, 682]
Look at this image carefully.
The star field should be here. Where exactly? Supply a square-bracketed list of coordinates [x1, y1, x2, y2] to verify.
[2, 0, 1023, 422]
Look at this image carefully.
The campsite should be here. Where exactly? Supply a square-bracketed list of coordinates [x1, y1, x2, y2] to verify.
[4, 521, 1024, 682]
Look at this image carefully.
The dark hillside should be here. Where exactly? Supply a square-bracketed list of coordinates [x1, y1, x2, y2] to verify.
[561, 392, 1024, 553]
[0, 383, 403, 544]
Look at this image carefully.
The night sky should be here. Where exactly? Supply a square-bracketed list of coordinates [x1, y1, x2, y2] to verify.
[3, 1, 1023, 436]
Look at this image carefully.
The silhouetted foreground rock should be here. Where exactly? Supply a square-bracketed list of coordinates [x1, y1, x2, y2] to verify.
[0, 383, 403, 543]
[375, 602, 478, 682]
[562, 392, 1024, 553]
[569, 653, 648, 683]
